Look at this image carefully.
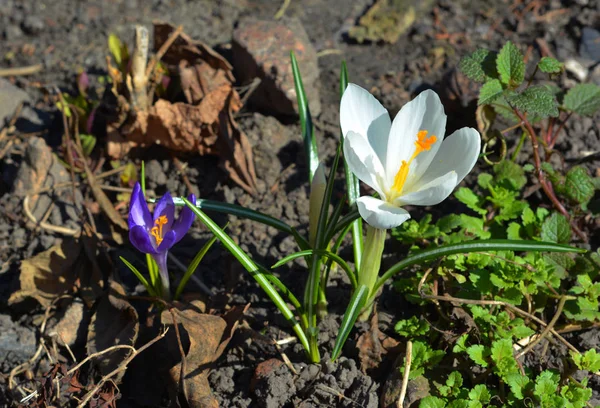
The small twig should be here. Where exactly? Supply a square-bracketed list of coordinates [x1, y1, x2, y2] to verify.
[273, 0, 291, 19]
[171, 155, 196, 196]
[0, 64, 43, 77]
[23, 195, 80, 236]
[168, 307, 188, 403]
[397, 341, 413, 408]
[513, 108, 586, 241]
[145, 25, 183, 79]
[76, 329, 168, 408]
[516, 295, 567, 359]
[66, 345, 136, 376]
[417, 268, 580, 355]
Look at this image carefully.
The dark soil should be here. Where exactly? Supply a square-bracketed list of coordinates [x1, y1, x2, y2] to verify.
[1, 0, 600, 407]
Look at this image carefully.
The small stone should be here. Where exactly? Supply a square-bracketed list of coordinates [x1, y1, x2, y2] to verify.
[15, 106, 52, 133]
[0, 79, 30, 127]
[4, 24, 23, 40]
[0, 314, 36, 369]
[580, 27, 600, 63]
[564, 58, 589, 82]
[144, 160, 167, 188]
[233, 17, 321, 117]
[21, 15, 44, 35]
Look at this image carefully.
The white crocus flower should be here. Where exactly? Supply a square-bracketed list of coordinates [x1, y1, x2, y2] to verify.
[340, 84, 481, 230]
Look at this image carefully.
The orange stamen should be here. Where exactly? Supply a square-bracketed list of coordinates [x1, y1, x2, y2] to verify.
[150, 215, 169, 246]
[390, 130, 437, 197]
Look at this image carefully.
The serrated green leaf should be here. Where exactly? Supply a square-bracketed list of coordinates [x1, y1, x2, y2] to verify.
[571, 349, 600, 372]
[538, 57, 563, 74]
[420, 396, 447, 408]
[455, 187, 487, 215]
[497, 41, 525, 87]
[395, 316, 429, 337]
[453, 334, 469, 353]
[510, 86, 559, 117]
[478, 79, 504, 105]
[565, 166, 595, 205]
[534, 371, 560, 399]
[507, 222, 522, 240]
[467, 344, 488, 367]
[506, 373, 530, 400]
[541, 213, 571, 243]
[491, 338, 519, 377]
[563, 83, 600, 116]
[437, 214, 462, 233]
[494, 160, 527, 190]
[459, 48, 498, 82]
[468, 385, 491, 404]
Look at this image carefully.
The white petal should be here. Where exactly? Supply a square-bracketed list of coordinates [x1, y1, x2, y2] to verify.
[409, 127, 481, 189]
[385, 89, 447, 187]
[396, 171, 458, 207]
[340, 84, 391, 168]
[344, 131, 386, 197]
[357, 196, 411, 229]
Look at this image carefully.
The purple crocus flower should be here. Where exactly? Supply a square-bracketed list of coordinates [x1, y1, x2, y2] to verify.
[128, 182, 196, 297]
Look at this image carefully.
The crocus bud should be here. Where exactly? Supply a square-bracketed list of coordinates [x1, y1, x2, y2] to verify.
[309, 163, 327, 247]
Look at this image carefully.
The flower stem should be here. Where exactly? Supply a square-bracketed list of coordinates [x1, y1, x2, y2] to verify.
[152, 252, 171, 300]
[357, 225, 386, 321]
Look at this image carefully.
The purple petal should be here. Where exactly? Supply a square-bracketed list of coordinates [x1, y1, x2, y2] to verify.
[129, 183, 152, 230]
[156, 230, 176, 253]
[129, 225, 158, 254]
[153, 192, 175, 231]
[172, 194, 196, 244]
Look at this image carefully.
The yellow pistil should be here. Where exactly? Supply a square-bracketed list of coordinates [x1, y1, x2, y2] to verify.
[390, 130, 437, 199]
[150, 215, 168, 246]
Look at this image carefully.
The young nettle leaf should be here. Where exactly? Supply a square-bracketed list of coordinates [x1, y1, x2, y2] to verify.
[541, 213, 572, 243]
[496, 41, 525, 87]
[408, 341, 445, 379]
[419, 396, 447, 408]
[466, 344, 489, 367]
[534, 371, 562, 406]
[478, 79, 504, 105]
[564, 166, 595, 206]
[506, 373, 531, 400]
[468, 384, 491, 405]
[491, 338, 519, 378]
[509, 85, 559, 118]
[571, 349, 600, 372]
[453, 334, 469, 353]
[538, 57, 563, 74]
[493, 160, 527, 190]
[455, 187, 487, 215]
[395, 316, 429, 338]
[563, 83, 600, 116]
[459, 48, 498, 82]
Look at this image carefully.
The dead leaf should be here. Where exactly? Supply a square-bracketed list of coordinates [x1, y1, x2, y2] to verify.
[106, 22, 257, 195]
[86, 280, 139, 383]
[356, 311, 401, 374]
[161, 304, 247, 408]
[48, 299, 87, 347]
[9, 240, 81, 308]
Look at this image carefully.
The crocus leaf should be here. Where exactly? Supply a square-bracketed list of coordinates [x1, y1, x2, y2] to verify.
[374, 239, 585, 294]
[166, 197, 310, 251]
[272, 249, 357, 289]
[120, 256, 156, 297]
[182, 198, 312, 359]
[291, 51, 319, 183]
[331, 284, 369, 361]
[174, 234, 219, 300]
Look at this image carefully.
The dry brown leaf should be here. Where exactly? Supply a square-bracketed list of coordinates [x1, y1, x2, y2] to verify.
[106, 22, 257, 194]
[86, 280, 139, 383]
[357, 312, 401, 373]
[9, 239, 81, 308]
[161, 304, 247, 408]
